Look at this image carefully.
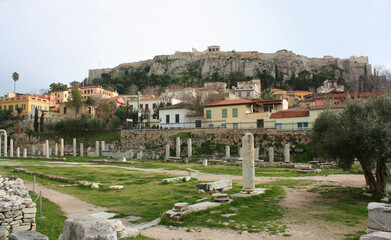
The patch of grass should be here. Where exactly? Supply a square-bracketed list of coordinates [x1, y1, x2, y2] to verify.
[309, 185, 377, 226]
[170, 132, 191, 139]
[33, 131, 119, 145]
[31, 192, 67, 240]
[344, 231, 366, 240]
[123, 235, 155, 240]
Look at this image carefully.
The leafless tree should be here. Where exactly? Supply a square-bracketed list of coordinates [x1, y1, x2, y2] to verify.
[141, 86, 161, 96]
[178, 89, 224, 117]
[126, 84, 139, 95]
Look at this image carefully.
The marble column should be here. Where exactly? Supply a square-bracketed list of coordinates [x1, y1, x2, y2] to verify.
[239, 147, 243, 158]
[165, 144, 170, 160]
[73, 138, 77, 157]
[101, 141, 105, 155]
[95, 141, 99, 157]
[187, 138, 192, 158]
[284, 143, 290, 163]
[254, 147, 259, 161]
[60, 138, 64, 157]
[32, 146, 36, 156]
[42, 143, 45, 156]
[55, 143, 58, 156]
[10, 139, 13, 157]
[23, 148, 27, 158]
[4, 135, 7, 157]
[225, 146, 230, 158]
[176, 137, 181, 158]
[45, 140, 49, 158]
[242, 133, 255, 193]
[268, 147, 274, 163]
[16, 147, 20, 158]
[0, 137, 2, 156]
[80, 143, 84, 157]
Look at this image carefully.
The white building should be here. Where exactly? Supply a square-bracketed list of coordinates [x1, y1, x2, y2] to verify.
[159, 103, 203, 129]
[126, 97, 181, 114]
[232, 79, 261, 99]
[317, 80, 345, 93]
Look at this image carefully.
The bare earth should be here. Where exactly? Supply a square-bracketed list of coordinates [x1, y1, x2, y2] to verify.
[0, 160, 368, 239]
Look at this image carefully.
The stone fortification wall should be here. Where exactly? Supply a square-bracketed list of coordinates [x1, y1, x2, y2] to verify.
[0, 176, 36, 235]
[120, 129, 310, 155]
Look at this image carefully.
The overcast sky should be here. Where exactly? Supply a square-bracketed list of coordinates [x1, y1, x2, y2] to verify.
[1, 0, 390, 96]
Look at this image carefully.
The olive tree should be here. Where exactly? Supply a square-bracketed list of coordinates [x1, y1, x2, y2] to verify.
[312, 95, 391, 198]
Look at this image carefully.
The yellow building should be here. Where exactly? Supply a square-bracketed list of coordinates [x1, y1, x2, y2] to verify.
[272, 89, 312, 100]
[57, 102, 95, 118]
[203, 98, 288, 129]
[50, 86, 119, 105]
[0, 93, 50, 119]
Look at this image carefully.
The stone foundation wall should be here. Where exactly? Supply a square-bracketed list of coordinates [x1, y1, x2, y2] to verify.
[120, 129, 310, 155]
[0, 176, 36, 234]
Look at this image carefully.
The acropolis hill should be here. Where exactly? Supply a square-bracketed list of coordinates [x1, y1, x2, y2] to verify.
[88, 46, 370, 82]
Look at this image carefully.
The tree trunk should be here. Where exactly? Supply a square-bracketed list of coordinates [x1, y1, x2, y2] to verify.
[360, 162, 379, 195]
[375, 158, 389, 199]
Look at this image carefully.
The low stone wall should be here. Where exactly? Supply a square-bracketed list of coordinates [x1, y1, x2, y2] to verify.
[14, 168, 76, 184]
[0, 176, 36, 236]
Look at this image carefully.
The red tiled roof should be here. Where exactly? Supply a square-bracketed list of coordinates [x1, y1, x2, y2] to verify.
[126, 97, 173, 102]
[312, 92, 386, 100]
[204, 99, 254, 107]
[270, 107, 310, 119]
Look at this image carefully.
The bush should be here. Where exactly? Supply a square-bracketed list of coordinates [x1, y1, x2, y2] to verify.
[54, 114, 107, 134]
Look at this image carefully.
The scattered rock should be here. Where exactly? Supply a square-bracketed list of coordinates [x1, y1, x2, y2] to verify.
[9, 230, 48, 240]
[90, 183, 99, 189]
[109, 185, 124, 190]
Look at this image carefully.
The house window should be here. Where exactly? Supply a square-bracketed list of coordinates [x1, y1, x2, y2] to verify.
[145, 104, 149, 110]
[275, 123, 282, 130]
[257, 119, 264, 129]
[221, 124, 226, 128]
[175, 114, 179, 123]
[9, 105, 13, 113]
[76, 106, 79, 114]
[140, 104, 143, 109]
[247, 92, 250, 98]
[0, 106, 2, 110]
[166, 115, 170, 123]
[15, 104, 18, 110]
[195, 120, 201, 128]
[129, 105, 133, 111]
[297, 122, 309, 130]
[63, 107, 67, 114]
[22, 104, 26, 110]
[238, 92, 242, 98]
[232, 108, 238, 117]
[233, 123, 238, 129]
[31, 105, 35, 109]
[222, 109, 227, 118]
[263, 106, 268, 112]
[206, 110, 211, 119]
[153, 103, 156, 109]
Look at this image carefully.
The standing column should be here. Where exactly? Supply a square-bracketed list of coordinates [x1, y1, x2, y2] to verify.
[80, 143, 84, 157]
[55, 143, 58, 156]
[32, 146, 36, 156]
[73, 138, 77, 157]
[16, 147, 20, 158]
[0, 137, 2, 156]
[60, 138, 64, 157]
[101, 141, 105, 155]
[176, 137, 181, 158]
[95, 141, 99, 157]
[187, 138, 192, 158]
[284, 143, 290, 163]
[225, 146, 230, 158]
[268, 147, 274, 163]
[42, 143, 45, 156]
[239, 147, 243, 158]
[242, 133, 255, 193]
[165, 144, 170, 160]
[45, 140, 49, 159]
[23, 148, 27, 158]
[10, 139, 14, 157]
[254, 147, 259, 161]
[4, 135, 7, 157]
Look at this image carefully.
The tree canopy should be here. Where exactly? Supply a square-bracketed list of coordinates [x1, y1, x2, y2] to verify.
[49, 82, 68, 92]
[312, 95, 391, 198]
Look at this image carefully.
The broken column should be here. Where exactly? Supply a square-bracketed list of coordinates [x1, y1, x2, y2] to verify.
[16, 147, 20, 158]
[23, 148, 27, 158]
[268, 147, 274, 163]
[95, 141, 99, 157]
[187, 138, 192, 158]
[101, 141, 105, 155]
[165, 144, 170, 160]
[176, 137, 181, 158]
[32, 146, 35, 156]
[55, 143, 58, 156]
[4, 135, 7, 157]
[60, 138, 64, 157]
[284, 143, 290, 163]
[80, 143, 84, 157]
[45, 140, 49, 158]
[242, 133, 255, 193]
[73, 138, 77, 157]
[10, 139, 13, 157]
[225, 146, 230, 158]
[254, 147, 259, 161]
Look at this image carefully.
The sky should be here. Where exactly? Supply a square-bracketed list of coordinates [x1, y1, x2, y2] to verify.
[0, 0, 390, 96]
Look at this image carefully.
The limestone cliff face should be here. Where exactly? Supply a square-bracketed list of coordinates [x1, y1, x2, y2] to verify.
[89, 49, 370, 82]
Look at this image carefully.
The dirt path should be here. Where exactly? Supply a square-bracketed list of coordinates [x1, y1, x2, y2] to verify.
[23, 181, 107, 218]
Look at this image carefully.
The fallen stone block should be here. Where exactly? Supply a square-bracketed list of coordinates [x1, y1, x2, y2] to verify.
[9, 230, 48, 240]
[0, 227, 9, 239]
[117, 227, 139, 239]
[60, 216, 117, 240]
[212, 193, 231, 202]
[109, 185, 124, 190]
[368, 202, 391, 233]
[196, 180, 232, 193]
[162, 176, 191, 183]
[360, 231, 391, 240]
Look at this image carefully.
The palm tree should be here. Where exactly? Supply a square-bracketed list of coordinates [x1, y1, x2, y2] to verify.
[12, 72, 19, 93]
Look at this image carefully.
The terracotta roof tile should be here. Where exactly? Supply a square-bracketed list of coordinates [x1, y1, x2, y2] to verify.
[270, 107, 310, 119]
